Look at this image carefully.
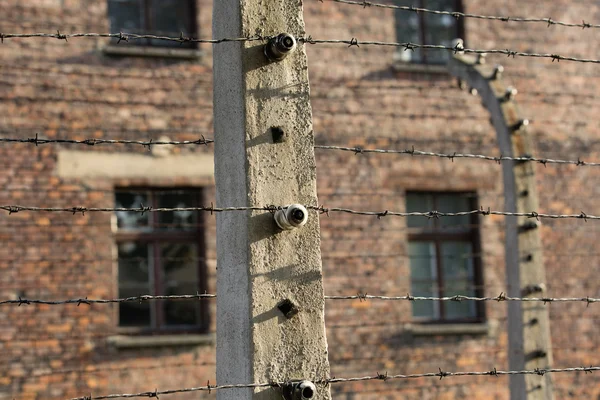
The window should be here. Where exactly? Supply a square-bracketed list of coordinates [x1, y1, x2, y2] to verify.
[406, 192, 483, 322]
[394, 0, 464, 64]
[107, 0, 197, 48]
[115, 189, 207, 333]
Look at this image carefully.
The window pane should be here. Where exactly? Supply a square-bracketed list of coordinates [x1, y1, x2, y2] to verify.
[161, 243, 199, 326]
[406, 193, 434, 228]
[118, 241, 152, 327]
[441, 241, 477, 319]
[438, 193, 471, 229]
[444, 281, 477, 319]
[157, 191, 199, 231]
[441, 241, 474, 282]
[108, 0, 144, 34]
[409, 242, 437, 318]
[394, 1, 423, 63]
[115, 191, 150, 231]
[423, 0, 460, 63]
[149, 0, 195, 48]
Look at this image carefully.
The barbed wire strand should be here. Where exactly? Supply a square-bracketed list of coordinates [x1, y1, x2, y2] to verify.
[0, 32, 263, 44]
[314, 145, 600, 167]
[299, 37, 600, 64]
[325, 293, 600, 305]
[325, 0, 600, 29]
[3, 136, 598, 168]
[3, 293, 599, 306]
[66, 366, 600, 400]
[0, 136, 213, 146]
[0, 204, 597, 221]
[0, 294, 216, 306]
[1, 32, 599, 64]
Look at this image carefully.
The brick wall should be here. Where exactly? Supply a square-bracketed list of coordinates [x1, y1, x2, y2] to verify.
[0, 1, 599, 399]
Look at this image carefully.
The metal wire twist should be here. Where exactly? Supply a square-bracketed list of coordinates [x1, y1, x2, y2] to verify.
[66, 365, 600, 399]
[315, 145, 600, 167]
[325, 0, 600, 29]
[3, 293, 598, 306]
[0, 204, 598, 221]
[1, 32, 598, 64]
[0, 136, 213, 147]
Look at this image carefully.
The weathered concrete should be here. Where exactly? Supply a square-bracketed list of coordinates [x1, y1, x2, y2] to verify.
[213, 1, 332, 399]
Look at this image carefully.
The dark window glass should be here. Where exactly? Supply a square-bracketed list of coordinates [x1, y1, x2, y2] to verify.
[394, 0, 463, 64]
[406, 192, 483, 322]
[107, 0, 197, 48]
[115, 189, 207, 333]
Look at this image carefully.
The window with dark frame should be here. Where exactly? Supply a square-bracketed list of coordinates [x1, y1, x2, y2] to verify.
[107, 0, 197, 48]
[406, 192, 484, 322]
[115, 188, 207, 333]
[394, 0, 464, 64]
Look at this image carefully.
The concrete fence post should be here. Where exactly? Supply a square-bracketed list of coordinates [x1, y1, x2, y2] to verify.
[212, 1, 332, 399]
[447, 54, 554, 400]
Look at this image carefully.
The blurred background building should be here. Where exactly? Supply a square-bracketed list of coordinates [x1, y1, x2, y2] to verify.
[1, 1, 599, 398]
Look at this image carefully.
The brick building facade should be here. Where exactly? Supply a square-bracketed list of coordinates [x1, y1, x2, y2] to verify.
[1, 1, 599, 399]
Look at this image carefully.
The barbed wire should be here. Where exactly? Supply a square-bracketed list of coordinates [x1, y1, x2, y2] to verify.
[314, 145, 600, 167]
[0, 294, 216, 306]
[0, 32, 263, 44]
[2, 31, 599, 64]
[0, 136, 213, 147]
[68, 381, 273, 400]
[325, 293, 600, 305]
[314, 207, 599, 221]
[299, 37, 600, 64]
[3, 136, 597, 168]
[3, 293, 599, 306]
[66, 365, 600, 399]
[1, 204, 597, 221]
[325, 0, 600, 29]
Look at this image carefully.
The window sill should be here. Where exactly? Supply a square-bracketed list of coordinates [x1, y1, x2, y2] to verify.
[392, 61, 449, 75]
[405, 322, 489, 336]
[103, 45, 203, 60]
[107, 333, 214, 349]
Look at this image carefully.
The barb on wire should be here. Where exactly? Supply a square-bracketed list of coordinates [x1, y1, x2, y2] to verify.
[326, 0, 600, 29]
[67, 365, 600, 399]
[0, 205, 275, 215]
[0, 32, 265, 44]
[324, 365, 600, 384]
[311, 206, 599, 221]
[324, 293, 600, 305]
[2, 31, 599, 64]
[69, 381, 275, 400]
[4, 138, 597, 168]
[0, 136, 214, 146]
[0, 294, 216, 306]
[299, 37, 600, 64]
[1, 204, 598, 221]
[315, 145, 600, 167]
[4, 293, 599, 307]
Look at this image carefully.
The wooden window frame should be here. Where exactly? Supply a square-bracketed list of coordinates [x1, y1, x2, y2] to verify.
[115, 188, 208, 335]
[407, 191, 485, 323]
[107, 0, 198, 48]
